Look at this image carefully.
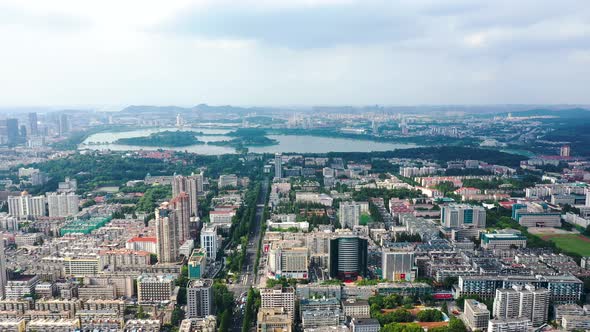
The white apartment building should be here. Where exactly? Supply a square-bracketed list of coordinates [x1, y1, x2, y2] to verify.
[46, 192, 79, 217]
[8, 192, 46, 218]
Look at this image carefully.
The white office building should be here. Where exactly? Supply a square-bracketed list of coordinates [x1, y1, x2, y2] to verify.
[200, 225, 218, 261]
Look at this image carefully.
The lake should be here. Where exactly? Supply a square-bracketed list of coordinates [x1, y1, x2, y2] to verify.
[80, 128, 418, 155]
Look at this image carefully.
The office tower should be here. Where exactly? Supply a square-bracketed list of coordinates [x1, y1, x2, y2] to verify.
[170, 192, 190, 243]
[0, 240, 6, 299]
[6, 118, 19, 145]
[560, 145, 571, 157]
[493, 285, 549, 327]
[200, 225, 218, 261]
[464, 299, 490, 331]
[339, 201, 361, 229]
[329, 236, 368, 281]
[441, 204, 486, 228]
[155, 203, 179, 263]
[28, 112, 39, 136]
[187, 279, 214, 318]
[46, 192, 79, 217]
[59, 114, 70, 136]
[381, 250, 415, 281]
[261, 286, 296, 321]
[19, 125, 26, 138]
[7, 192, 46, 218]
[275, 153, 283, 179]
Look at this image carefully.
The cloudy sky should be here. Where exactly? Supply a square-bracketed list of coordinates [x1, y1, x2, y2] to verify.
[1, 0, 589, 107]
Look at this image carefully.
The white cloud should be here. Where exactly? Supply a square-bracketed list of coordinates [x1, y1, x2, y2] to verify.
[0, 0, 589, 107]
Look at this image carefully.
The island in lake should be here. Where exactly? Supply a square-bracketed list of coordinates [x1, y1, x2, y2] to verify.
[208, 128, 279, 147]
[115, 131, 204, 147]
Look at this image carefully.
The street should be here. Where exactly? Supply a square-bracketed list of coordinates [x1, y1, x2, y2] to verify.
[230, 177, 269, 332]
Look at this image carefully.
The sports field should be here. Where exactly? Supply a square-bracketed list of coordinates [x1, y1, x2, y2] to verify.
[541, 234, 590, 256]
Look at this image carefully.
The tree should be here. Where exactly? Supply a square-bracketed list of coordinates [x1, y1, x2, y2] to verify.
[171, 307, 185, 325]
[391, 309, 414, 322]
[417, 309, 444, 322]
[137, 305, 148, 319]
[381, 323, 423, 332]
[448, 317, 467, 332]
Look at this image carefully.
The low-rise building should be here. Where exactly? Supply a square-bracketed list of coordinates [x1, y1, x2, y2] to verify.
[341, 299, 370, 318]
[257, 308, 292, 332]
[351, 318, 380, 332]
[137, 274, 176, 304]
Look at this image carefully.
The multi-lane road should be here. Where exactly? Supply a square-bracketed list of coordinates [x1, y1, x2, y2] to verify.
[230, 177, 269, 332]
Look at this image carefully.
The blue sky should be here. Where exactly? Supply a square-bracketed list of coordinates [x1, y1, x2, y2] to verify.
[0, 0, 589, 107]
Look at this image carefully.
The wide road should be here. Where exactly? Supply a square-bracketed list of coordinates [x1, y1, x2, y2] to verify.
[231, 177, 269, 332]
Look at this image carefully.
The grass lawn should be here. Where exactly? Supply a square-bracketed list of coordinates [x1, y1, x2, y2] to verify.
[545, 234, 590, 256]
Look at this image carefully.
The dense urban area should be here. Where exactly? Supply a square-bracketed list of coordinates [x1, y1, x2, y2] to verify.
[1, 106, 590, 332]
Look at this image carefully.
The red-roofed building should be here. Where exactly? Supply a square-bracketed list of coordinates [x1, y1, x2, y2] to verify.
[126, 236, 157, 254]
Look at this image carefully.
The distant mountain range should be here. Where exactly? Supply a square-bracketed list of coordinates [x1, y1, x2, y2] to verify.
[118, 104, 590, 116]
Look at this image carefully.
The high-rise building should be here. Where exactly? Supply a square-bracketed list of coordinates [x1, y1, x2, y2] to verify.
[339, 201, 361, 229]
[0, 240, 6, 299]
[46, 192, 79, 217]
[492, 285, 549, 327]
[59, 114, 70, 136]
[155, 203, 179, 263]
[187, 279, 214, 318]
[464, 299, 490, 331]
[200, 225, 218, 261]
[7, 192, 46, 218]
[170, 192, 191, 243]
[172, 174, 187, 198]
[261, 286, 295, 321]
[6, 119, 19, 145]
[275, 153, 283, 179]
[560, 145, 571, 157]
[329, 236, 368, 281]
[441, 204, 486, 228]
[172, 174, 201, 217]
[188, 248, 207, 280]
[381, 250, 415, 281]
[28, 112, 39, 136]
[186, 173, 201, 216]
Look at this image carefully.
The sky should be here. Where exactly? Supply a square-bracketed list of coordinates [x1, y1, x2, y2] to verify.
[1, 0, 589, 107]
